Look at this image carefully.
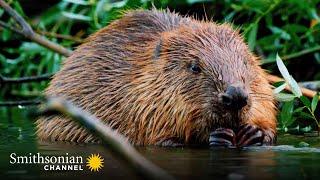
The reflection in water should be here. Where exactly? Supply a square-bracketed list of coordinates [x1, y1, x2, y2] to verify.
[1, 135, 320, 179]
[5, 139, 320, 180]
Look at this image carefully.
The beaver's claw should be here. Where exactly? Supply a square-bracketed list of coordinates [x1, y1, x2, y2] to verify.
[209, 128, 236, 147]
[236, 124, 271, 147]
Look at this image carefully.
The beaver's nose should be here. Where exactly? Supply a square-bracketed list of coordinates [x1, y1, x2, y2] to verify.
[219, 85, 248, 110]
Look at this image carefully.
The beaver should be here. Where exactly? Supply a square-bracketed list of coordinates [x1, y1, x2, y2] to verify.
[36, 9, 277, 147]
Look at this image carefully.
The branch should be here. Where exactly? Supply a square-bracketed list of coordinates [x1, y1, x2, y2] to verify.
[0, 0, 72, 57]
[36, 30, 84, 43]
[37, 97, 174, 180]
[0, 73, 52, 85]
[267, 74, 319, 99]
[0, 99, 41, 106]
[299, 81, 320, 91]
[282, 45, 320, 61]
[0, 20, 21, 34]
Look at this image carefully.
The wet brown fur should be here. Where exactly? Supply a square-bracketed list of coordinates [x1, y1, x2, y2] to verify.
[36, 9, 277, 145]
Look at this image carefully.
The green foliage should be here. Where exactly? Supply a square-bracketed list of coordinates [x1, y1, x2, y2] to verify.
[275, 55, 319, 134]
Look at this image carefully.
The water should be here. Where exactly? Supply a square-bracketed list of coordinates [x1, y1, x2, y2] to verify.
[1, 107, 320, 179]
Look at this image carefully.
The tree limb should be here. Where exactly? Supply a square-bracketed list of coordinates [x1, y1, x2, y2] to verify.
[0, 0, 72, 57]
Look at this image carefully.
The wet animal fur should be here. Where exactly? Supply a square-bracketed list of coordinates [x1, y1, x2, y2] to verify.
[36, 9, 277, 145]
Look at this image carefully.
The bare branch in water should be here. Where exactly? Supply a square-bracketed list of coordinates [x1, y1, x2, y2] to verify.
[37, 97, 174, 180]
[0, 0, 72, 57]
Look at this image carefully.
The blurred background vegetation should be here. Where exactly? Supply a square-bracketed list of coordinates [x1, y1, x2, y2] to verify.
[0, 0, 319, 135]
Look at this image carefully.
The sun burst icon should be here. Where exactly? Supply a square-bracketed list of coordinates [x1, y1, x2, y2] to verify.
[86, 154, 104, 172]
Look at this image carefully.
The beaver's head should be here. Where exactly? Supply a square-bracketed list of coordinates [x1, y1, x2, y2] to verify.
[134, 23, 264, 144]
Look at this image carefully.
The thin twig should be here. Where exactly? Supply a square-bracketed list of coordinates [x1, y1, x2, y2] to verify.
[0, 73, 53, 85]
[261, 45, 320, 64]
[0, 99, 41, 106]
[282, 45, 320, 60]
[0, 0, 72, 57]
[37, 97, 174, 180]
[36, 30, 84, 43]
[0, 20, 21, 34]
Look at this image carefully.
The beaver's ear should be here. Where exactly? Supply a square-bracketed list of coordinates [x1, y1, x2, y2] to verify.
[153, 38, 162, 60]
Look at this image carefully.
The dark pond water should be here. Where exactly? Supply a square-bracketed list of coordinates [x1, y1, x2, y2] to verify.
[1, 107, 320, 179]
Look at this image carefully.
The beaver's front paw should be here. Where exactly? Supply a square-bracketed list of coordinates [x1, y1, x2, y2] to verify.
[236, 124, 275, 147]
[209, 128, 236, 147]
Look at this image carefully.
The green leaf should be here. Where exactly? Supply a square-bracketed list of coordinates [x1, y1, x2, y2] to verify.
[300, 96, 311, 108]
[276, 54, 302, 97]
[276, 54, 291, 82]
[311, 94, 319, 113]
[299, 112, 315, 120]
[273, 82, 286, 94]
[0, 8, 4, 17]
[19, 42, 46, 53]
[62, 12, 92, 21]
[289, 75, 302, 97]
[186, 0, 211, 5]
[283, 24, 308, 34]
[63, 0, 91, 5]
[300, 126, 312, 133]
[103, 0, 128, 11]
[247, 23, 258, 51]
[269, 26, 291, 40]
[297, 141, 310, 147]
[293, 106, 306, 114]
[242, 0, 273, 13]
[274, 93, 296, 102]
[280, 101, 295, 127]
[13, 1, 26, 17]
[110, 0, 128, 8]
[1, 29, 12, 41]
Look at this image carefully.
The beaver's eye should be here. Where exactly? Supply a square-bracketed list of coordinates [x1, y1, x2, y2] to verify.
[189, 63, 201, 74]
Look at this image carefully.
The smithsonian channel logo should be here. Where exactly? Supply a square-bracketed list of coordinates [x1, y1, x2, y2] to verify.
[9, 153, 104, 172]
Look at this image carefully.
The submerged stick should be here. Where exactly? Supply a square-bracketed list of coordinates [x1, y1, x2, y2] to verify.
[37, 97, 174, 180]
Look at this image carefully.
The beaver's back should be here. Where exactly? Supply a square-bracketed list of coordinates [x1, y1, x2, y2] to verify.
[36, 10, 194, 143]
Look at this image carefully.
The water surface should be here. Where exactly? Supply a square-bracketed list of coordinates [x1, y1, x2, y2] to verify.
[1, 107, 320, 179]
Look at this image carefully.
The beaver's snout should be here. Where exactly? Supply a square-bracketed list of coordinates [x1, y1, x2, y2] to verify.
[219, 84, 248, 110]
